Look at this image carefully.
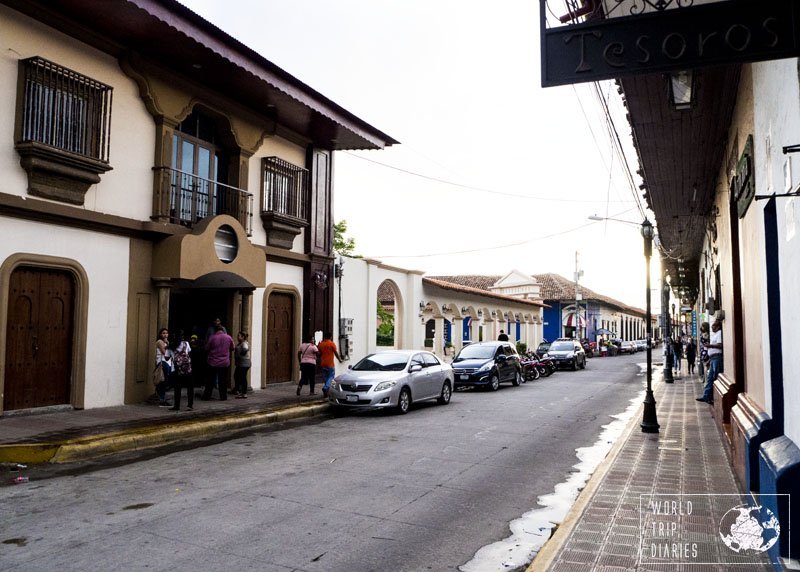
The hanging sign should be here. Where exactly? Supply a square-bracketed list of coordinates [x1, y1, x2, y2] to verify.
[541, 0, 800, 87]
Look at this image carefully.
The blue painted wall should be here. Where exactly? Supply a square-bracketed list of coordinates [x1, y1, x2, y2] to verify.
[543, 301, 562, 342]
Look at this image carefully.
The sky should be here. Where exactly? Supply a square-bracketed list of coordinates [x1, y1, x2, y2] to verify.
[179, 0, 662, 311]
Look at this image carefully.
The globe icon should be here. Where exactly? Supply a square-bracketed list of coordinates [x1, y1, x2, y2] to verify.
[718, 504, 780, 553]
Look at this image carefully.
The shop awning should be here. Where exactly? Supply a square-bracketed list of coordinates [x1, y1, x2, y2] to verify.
[563, 312, 586, 328]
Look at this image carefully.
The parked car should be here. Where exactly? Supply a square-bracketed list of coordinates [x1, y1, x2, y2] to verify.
[635, 339, 648, 352]
[328, 350, 453, 414]
[536, 341, 551, 356]
[452, 341, 523, 391]
[545, 338, 587, 370]
[619, 340, 636, 354]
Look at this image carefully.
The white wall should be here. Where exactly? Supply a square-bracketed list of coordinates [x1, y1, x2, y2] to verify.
[0, 5, 155, 221]
[0, 216, 130, 408]
[753, 58, 800, 445]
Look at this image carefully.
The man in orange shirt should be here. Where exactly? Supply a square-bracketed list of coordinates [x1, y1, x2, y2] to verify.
[318, 331, 343, 397]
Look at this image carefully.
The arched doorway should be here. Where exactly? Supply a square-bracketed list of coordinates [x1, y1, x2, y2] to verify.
[4, 266, 75, 410]
[266, 291, 294, 383]
[377, 279, 396, 347]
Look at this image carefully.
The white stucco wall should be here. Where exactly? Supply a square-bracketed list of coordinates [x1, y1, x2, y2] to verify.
[753, 58, 800, 445]
[0, 5, 155, 221]
[0, 216, 130, 408]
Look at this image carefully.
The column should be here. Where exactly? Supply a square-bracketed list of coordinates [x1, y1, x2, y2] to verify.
[452, 317, 463, 356]
[469, 317, 479, 344]
[240, 288, 254, 334]
[153, 279, 172, 331]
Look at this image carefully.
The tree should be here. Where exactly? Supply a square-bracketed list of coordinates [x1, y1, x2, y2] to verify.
[376, 299, 395, 346]
[333, 220, 356, 257]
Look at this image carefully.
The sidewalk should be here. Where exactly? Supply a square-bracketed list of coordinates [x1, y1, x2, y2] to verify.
[531, 368, 777, 571]
[0, 382, 328, 465]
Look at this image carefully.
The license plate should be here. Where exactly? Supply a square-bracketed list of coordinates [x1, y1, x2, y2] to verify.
[346, 394, 358, 402]
[460, 374, 469, 380]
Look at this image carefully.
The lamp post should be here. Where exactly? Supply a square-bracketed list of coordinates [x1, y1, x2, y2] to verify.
[640, 219, 659, 433]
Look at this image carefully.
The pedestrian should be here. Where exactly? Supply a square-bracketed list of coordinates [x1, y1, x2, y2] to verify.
[202, 324, 235, 401]
[297, 334, 319, 396]
[697, 319, 723, 404]
[234, 331, 251, 398]
[170, 330, 193, 411]
[189, 334, 206, 396]
[698, 322, 710, 378]
[204, 317, 227, 343]
[154, 328, 173, 407]
[685, 336, 697, 376]
[672, 337, 683, 374]
[317, 331, 343, 397]
[497, 330, 509, 341]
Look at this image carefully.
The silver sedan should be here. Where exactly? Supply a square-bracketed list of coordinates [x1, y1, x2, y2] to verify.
[328, 350, 454, 414]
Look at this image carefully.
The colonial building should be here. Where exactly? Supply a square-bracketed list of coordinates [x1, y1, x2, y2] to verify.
[428, 272, 647, 344]
[0, 0, 395, 414]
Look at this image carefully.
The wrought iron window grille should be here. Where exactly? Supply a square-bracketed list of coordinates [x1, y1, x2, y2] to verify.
[261, 156, 308, 221]
[18, 56, 112, 162]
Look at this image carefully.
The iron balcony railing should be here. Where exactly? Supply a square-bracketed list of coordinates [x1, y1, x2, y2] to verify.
[153, 167, 253, 235]
[18, 56, 113, 162]
[262, 156, 308, 221]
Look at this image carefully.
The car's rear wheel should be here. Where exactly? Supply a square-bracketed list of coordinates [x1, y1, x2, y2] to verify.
[489, 374, 500, 391]
[396, 387, 411, 414]
[512, 369, 522, 386]
[438, 382, 452, 405]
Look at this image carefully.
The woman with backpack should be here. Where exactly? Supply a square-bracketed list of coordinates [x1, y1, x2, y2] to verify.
[170, 330, 194, 411]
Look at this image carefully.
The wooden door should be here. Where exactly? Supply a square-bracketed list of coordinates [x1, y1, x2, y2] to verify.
[266, 293, 293, 383]
[4, 267, 74, 410]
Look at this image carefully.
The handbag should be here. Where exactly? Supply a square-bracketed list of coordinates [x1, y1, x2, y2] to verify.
[152, 364, 165, 386]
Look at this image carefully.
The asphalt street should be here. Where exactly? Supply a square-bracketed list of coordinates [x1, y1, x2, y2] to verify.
[0, 353, 646, 572]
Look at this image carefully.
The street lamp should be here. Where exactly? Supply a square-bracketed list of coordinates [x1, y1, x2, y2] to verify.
[640, 219, 659, 433]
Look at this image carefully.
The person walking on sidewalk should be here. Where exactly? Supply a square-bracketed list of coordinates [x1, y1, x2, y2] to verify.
[685, 336, 697, 376]
[698, 319, 723, 404]
[202, 325, 235, 401]
[170, 330, 193, 411]
[672, 337, 683, 375]
[154, 328, 173, 407]
[297, 335, 319, 395]
[318, 331, 343, 397]
[233, 331, 251, 398]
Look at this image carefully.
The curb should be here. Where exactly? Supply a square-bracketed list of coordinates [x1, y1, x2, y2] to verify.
[0, 402, 330, 465]
[526, 395, 647, 571]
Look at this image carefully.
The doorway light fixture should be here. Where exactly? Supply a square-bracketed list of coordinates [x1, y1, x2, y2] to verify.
[669, 70, 694, 110]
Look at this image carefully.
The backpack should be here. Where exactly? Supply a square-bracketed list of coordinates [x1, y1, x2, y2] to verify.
[174, 344, 192, 376]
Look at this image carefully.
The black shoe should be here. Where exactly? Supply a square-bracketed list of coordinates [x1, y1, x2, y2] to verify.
[696, 397, 707, 402]
[159, 401, 172, 407]
[707, 400, 714, 405]
[168, 407, 179, 411]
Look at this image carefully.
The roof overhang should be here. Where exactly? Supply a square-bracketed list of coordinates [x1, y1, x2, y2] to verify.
[2, 0, 398, 151]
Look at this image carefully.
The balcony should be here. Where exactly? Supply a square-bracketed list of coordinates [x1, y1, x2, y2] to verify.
[153, 166, 253, 235]
[260, 156, 308, 249]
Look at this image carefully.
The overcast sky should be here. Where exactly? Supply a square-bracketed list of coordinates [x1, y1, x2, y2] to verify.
[180, 0, 662, 310]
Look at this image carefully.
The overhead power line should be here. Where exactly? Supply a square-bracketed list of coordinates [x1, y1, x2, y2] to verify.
[342, 151, 635, 204]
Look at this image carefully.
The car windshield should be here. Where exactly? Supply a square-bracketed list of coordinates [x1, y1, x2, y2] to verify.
[352, 353, 409, 371]
[549, 341, 574, 351]
[454, 345, 496, 361]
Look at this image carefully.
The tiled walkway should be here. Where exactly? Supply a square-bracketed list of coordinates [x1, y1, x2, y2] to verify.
[546, 374, 776, 571]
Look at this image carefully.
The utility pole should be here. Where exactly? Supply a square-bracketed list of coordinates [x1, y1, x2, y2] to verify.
[574, 251, 583, 339]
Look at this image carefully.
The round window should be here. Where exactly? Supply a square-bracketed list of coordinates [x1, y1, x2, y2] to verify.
[214, 225, 238, 263]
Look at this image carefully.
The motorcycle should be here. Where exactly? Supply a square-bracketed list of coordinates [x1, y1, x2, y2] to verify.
[522, 351, 554, 379]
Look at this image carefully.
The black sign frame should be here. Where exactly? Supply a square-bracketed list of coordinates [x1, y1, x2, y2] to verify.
[541, 0, 800, 87]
